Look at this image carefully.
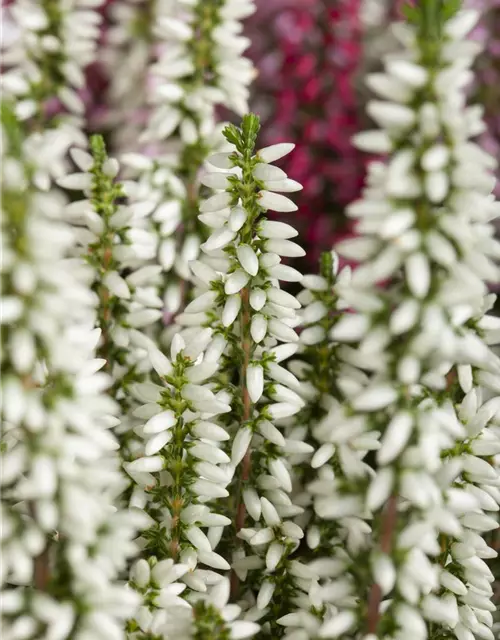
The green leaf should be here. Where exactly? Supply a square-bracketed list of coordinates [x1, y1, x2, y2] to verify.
[222, 123, 241, 148]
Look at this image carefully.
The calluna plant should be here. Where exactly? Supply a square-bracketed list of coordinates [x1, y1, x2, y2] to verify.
[0, 2, 499, 640]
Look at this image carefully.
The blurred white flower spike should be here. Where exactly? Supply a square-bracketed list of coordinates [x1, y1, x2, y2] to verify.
[1, 0, 500, 638]
[59, 135, 162, 462]
[1, 106, 143, 640]
[318, 5, 500, 640]
[110, 0, 257, 326]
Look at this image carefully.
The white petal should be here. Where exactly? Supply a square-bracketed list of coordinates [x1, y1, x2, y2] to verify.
[200, 192, 232, 213]
[258, 191, 297, 213]
[253, 164, 287, 181]
[232, 427, 252, 465]
[222, 295, 242, 327]
[225, 270, 250, 295]
[377, 413, 413, 464]
[237, 245, 259, 276]
[230, 620, 260, 640]
[259, 220, 298, 239]
[144, 410, 177, 434]
[184, 291, 218, 313]
[257, 143, 295, 163]
[228, 206, 247, 231]
[247, 365, 264, 403]
[406, 252, 430, 299]
[352, 386, 397, 412]
[200, 172, 231, 189]
[250, 314, 267, 343]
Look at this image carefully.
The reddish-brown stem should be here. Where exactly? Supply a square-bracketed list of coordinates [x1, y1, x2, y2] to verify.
[367, 495, 398, 633]
[29, 499, 50, 591]
[33, 546, 51, 590]
[230, 288, 252, 597]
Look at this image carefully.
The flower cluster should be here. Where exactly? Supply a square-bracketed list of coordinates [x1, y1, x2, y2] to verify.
[175, 115, 320, 634]
[0, 106, 143, 640]
[1, 2, 499, 639]
[322, 6, 500, 639]
[123, 332, 258, 639]
[57, 135, 161, 457]
[466, 0, 500, 198]
[1, 0, 103, 145]
[111, 0, 256, 321]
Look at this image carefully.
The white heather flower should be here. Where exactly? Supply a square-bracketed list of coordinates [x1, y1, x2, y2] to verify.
[112, 0, 256, 319]
[1, 118, 141, 639]
[61, 137, 161, 462]
[177, 116, 313, 627]
[125, 335, 236, 634]
[311, 7, 500, 638]
[3, 0, 102, 123]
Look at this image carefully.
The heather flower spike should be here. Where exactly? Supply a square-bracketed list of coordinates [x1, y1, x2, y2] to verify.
[308, 3, 500, 639]
[59, 134, 161, 460]
[177, 113, 321, 634]
[1, 2, 500, 639]
[116, 0, 257, 324]
[1, 105, 143, 640]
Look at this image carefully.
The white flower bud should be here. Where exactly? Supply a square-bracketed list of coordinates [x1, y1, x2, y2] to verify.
[257, 143, 295, 163]
[143, 410, 177, 435]
[237, 244, 259, 276]
[228, 206, 247, 231]
[232, 426, 252, 465]
[254, 164, 287, 181]
[127, 456, 164, 473]
[247, 364, 264, 403]
[257, 580, 275, 610]
[222, 295, 242, 327]
[378, 413, 414, 465]
[258, 190, 298, 213]
[259, 220, 298, 239]
[250, 314, 267, 343]
[131, 559, 151, 588]
[225, 269, 250, 295]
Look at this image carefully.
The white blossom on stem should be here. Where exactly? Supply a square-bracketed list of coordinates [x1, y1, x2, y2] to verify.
[1, 109, 143, 640]
[324, 7, 500, 639]
[117, 0, 256, 321]
[124, 333, 259, 638]
[58, 135, 161, 457]
[1, 0, 103, 168]
[178, 115, 315, 635]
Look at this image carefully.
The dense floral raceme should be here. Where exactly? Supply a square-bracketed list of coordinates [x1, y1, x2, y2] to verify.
[0, 106, 145, 640]
[1, 0, 104, 170]
[1, 2, 500, 640]
[175, 115, 323, 636]
[56, 135, 162, 459]
[466, 0, 500, 200]
[107, 0, 257, 324]
[313, 6, 500, 639]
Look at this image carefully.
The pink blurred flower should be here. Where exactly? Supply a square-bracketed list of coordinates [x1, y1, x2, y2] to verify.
[247, 0, 366, 267]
